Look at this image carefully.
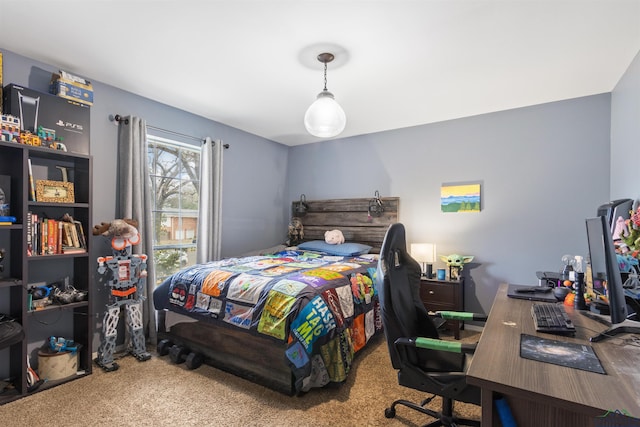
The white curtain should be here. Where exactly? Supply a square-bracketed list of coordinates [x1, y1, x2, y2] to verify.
[116, 116, 156, 343]
[196, 137, 224, 263]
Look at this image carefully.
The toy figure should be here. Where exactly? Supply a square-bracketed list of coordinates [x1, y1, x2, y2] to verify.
[48, 336, 79, 353]
[324, 229, 345, 245]
[0, 114, 21, 142]
[93, 219, 151, 371]
[440, 254, 474, 281]
[287, 217, 304, 246]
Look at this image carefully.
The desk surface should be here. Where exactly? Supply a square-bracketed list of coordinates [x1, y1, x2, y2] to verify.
[467, 283, 640, 424]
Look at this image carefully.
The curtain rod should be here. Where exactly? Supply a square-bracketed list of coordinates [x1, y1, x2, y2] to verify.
[110, 114, 229, 148]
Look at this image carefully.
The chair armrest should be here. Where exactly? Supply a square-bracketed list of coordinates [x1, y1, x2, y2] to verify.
[395, 337, 477, 354]
[432, 310, 487, 322]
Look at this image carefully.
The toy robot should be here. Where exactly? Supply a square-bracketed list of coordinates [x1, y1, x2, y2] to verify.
[93, 219, 151, 371]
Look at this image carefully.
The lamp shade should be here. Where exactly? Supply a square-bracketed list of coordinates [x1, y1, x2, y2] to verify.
[411, 243, 436, 263]
[304, 89, 346, 138]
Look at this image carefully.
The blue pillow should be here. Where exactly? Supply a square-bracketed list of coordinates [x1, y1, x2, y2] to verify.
[298, 240, 372, 256]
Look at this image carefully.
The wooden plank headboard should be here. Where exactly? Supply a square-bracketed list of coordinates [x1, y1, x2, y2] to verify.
[292, 197, 399, 253]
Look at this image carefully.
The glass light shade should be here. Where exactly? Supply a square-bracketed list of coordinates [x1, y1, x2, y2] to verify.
[304, 89, 346, 138]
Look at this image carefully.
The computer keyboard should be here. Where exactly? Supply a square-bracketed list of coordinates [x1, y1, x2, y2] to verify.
[531, 303, 576, 335]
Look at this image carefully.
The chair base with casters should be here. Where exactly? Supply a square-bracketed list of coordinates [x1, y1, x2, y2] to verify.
[384, 395, 480, 427]
[385, 337, 483, 426]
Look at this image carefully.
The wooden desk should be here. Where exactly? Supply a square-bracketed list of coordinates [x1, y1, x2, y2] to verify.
[467, 283, 640, 427]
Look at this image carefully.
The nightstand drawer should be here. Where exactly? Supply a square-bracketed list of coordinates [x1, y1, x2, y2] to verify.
[420, 282, 455, 304]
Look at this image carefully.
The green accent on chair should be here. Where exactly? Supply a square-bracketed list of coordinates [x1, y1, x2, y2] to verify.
[437, 311, 474, 320]
[415, 337, 462, 353]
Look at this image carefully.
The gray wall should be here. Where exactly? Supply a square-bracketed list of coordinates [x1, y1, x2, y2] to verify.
[287, 95, 612, 314]
[611, 50, 640, 201]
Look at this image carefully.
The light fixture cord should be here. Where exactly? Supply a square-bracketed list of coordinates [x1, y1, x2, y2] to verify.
[323, 61, 328, 91]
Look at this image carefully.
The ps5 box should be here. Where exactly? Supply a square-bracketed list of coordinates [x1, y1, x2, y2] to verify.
[3, 83, 90, 154]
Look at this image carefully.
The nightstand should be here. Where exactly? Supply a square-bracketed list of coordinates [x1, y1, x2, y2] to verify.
[419, 277, 465, 339]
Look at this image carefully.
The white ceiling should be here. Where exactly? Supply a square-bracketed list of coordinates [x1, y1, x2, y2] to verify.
[1, 0, 639, 146]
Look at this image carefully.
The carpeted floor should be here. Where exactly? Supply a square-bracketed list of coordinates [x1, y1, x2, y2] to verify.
[0, 331, 481, 426]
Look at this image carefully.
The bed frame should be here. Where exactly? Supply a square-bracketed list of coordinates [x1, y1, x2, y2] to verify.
[295, 196, 399, 253]
[156, 196, 399, 395]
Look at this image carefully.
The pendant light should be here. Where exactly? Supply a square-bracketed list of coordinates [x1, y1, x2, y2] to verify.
[304, 52, 346, 138]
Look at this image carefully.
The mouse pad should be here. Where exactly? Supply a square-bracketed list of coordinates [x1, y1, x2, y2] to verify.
[520, 334, 606, 374]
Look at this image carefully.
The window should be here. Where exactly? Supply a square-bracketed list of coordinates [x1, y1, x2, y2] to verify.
[147, 135, 200, 285]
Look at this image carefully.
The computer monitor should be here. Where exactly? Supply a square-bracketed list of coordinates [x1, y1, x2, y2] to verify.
[585, 216, 640, 342]
[596, 198, 633, 235]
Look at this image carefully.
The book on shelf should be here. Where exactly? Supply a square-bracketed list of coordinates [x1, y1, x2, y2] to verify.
[40, 218, 47, 255]
[62, 246, 86, 254]
[74, 220, 87, 249]
[25, 213, 87, 256]
[62, 218, 86, 250]
[57, 220, 63, 254]
[26, 211, 33, 256]
[46, 218, 57, 254]
[62, 222, 73, 247]
[69, 221, 80, 247]
[28, 213, 39, 255]
[27, 158, 36, 202]
[62, 218, 87, 254]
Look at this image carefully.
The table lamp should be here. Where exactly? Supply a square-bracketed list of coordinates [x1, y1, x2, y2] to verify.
[411, 243, 436, 279]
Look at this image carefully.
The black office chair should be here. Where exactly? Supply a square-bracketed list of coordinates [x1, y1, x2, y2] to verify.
[377, 223, 486, 427]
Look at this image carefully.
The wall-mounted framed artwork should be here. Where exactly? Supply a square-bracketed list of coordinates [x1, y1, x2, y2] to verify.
[441, 182, 481, 213]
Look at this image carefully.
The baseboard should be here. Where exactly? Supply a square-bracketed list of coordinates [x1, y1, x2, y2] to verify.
[465, 324, 483, 332]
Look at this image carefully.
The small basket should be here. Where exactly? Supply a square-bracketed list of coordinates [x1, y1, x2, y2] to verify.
[38, 349, 78, 381]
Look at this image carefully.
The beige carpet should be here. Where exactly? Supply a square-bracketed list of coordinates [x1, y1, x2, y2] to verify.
[1, 331, 481, 427]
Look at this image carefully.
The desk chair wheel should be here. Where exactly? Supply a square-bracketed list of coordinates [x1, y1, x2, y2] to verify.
[384, 398, 442, 423]
[384, 407, 396, 418]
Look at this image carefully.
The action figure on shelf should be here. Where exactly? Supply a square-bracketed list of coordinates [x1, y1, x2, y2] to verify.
[92, 219, 151, 371]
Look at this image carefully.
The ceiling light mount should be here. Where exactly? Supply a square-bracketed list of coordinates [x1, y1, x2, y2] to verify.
[317, 52, 335, 92]
[317, 52, 334, 63]
[304, 52, 346, 138]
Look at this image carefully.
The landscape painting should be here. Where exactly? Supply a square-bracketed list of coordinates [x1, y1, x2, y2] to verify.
[441, 183, 481, 213]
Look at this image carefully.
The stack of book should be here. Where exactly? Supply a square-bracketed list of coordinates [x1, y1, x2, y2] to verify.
[0, 215, 17, 226]
[26, 213, 87, 256]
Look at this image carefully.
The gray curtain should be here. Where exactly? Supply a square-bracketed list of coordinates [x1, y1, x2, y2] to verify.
[116, 116, 156, 343]
[196, 137, 224, 263]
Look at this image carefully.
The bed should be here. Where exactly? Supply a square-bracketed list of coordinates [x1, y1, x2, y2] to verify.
[153, 196, 399, 395]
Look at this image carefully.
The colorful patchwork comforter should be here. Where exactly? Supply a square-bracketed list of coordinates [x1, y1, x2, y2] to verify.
[153, 250, 382, 392]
